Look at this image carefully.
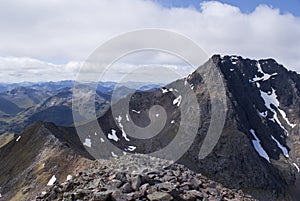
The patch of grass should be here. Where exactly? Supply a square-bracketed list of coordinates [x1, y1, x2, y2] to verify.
[10, 190, 24, 201]
[0, 133, 14, 148]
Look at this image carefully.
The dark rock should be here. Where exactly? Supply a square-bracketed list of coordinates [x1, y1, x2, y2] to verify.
[131, 175, 142, 190]
[139, 183, 150, 194]
[180, 190, 203, 201]
[147, 192, 173, 201]
[93, 191, 112, 201]
[111, 190, 128, 201]
[107, 179, 123, 188]
[156, 182, 176, 192]
[121, 182, 132, 193]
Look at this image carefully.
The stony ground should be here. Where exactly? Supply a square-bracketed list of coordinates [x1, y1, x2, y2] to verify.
[36, 154, 257, 201]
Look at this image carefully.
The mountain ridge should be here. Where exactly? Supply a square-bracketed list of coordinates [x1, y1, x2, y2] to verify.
[0, 54, 299, 200]
[78, 54, 300, 200]
[0, 121, 94, 201]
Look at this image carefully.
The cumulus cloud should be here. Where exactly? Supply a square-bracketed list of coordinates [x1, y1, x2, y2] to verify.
[0, 0, 300, 82]
[0, 54, 189, 83]
[0, 57, 81, 83]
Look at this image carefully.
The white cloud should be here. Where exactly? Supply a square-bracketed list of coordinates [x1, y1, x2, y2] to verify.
[0, 57, 80, 82]
[0, 0, 300, 82]
[0, 54, 189, 83]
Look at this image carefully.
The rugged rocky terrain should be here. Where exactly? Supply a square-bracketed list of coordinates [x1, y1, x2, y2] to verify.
[0, 55, 299, 201]
[79, 55, 300, 200]
[185, 55, 300, 199]
[37, 154, 256, 201]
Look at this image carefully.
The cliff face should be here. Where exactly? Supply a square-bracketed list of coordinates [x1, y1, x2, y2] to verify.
[79, 55, 300, 200]
[185, 55, 300, 199]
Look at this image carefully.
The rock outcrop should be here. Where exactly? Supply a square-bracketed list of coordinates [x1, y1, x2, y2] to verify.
[37, 154, 256, 201]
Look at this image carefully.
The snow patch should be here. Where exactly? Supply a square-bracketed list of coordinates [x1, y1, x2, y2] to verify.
[116, 115, 130, 141]
[115, 115, 122, 123]
[111, 152, 118, 158]
[94, 132, 97, 136]
[108, 129, 119, 142]
[66, 175, 72, 181]
[259, 111, 267, 118]
[100, 138, 105, 143]
[277, 108, 296, 128]
[132, 109, 141, 114]
[83, 138, 92, 148]
[250, 129, 270, 162]
[127, 146, 136, 151]
[161, 87, 178, 94]
[126, 113, 130, 121]
[156, 113, 159, 117]
[230, 56, 238, 65]
[47, 175, 56, 186]
[271, 135, 289, 157]
[171, 120, 175, 124]
[293, 163, 300, 172]
[16, 136, 21, 142]
[260, 88, 295, 132]
[161, 88, 169, 93]
[250, 62, 278, 82]
[173, 95, 182, 107]
[230, 68, 234, 71]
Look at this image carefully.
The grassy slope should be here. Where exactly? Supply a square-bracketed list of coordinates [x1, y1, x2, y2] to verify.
[0, 133, 14, 148]
[0, 122, 93, 201]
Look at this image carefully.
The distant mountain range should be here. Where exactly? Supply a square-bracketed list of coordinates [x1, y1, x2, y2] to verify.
[0, 81, 162, 137]
[0, 55, 299, 200]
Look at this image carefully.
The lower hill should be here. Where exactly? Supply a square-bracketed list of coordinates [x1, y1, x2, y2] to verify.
[0, 122, 93, 201]
[0, 96, 22, 115]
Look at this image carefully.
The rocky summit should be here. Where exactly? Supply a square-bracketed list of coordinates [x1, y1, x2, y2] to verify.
[37, 154, 256, 201]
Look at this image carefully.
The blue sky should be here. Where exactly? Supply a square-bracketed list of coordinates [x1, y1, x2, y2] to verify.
[155, 0, 300, 16]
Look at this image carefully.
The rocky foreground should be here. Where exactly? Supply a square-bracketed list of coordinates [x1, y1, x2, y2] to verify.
[36, 154, 256, 201]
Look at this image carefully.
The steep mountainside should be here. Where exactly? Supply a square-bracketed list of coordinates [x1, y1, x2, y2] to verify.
[0, 122, 93, 201]
[80, 55, 300, 200]
[186, 55, 300, 199]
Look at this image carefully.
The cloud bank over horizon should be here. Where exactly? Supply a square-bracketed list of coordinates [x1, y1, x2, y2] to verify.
[0, 0, 300, 82]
